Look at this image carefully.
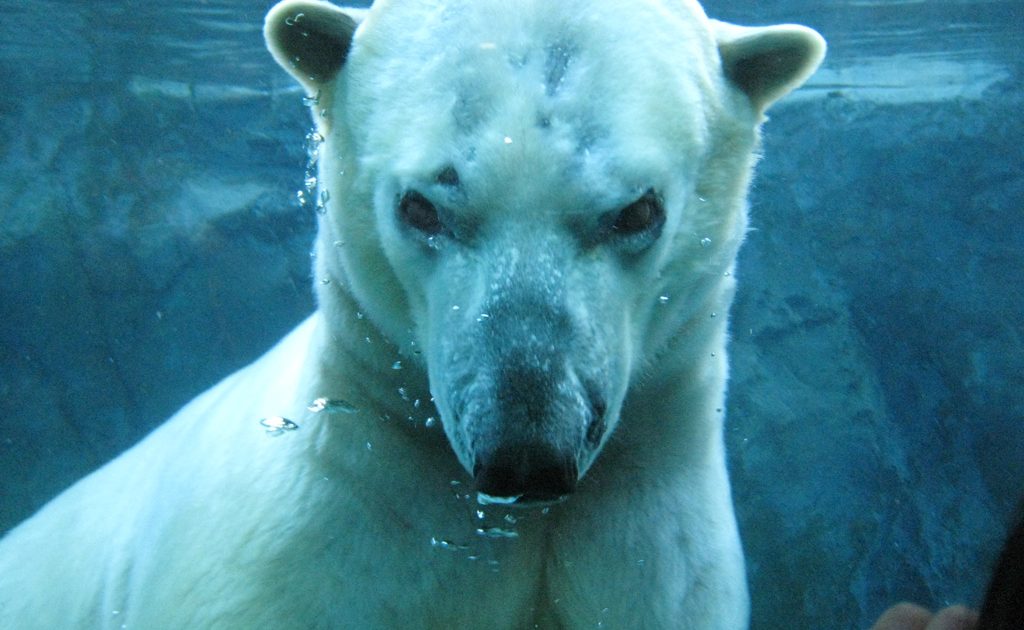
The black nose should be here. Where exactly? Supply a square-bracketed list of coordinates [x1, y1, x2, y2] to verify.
[474, 443, 578, 502]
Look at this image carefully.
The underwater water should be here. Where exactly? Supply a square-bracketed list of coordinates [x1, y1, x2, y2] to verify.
[0, 0, 1021, 628]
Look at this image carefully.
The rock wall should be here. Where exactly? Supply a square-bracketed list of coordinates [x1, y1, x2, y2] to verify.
[729, 87, 1024, 628]
[0, 81, 316, 537]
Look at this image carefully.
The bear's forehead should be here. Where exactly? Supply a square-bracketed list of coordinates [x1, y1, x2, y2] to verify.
[344, 0, 717, 204]
[351, 0, 717, 107]
[366, 1, 711, 66]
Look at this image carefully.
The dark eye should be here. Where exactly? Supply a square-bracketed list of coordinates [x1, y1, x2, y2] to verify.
[612, 190, 664, 236]
[398, 190, 443, 235]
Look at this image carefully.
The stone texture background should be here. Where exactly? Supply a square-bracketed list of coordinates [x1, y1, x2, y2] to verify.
[728, 92, 1024, 627]
[1, 1, 1021, 628]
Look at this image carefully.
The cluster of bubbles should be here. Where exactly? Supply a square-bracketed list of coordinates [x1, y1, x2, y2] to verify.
[257, 397, 357, 437]
[396, 386, 438, 429]
[297, 128, 331, 216]
[427, 480, 540, 569]
[295, 91, 330, 216]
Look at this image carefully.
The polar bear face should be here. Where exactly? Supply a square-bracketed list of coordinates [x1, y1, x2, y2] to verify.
[266, 0, 824, 502]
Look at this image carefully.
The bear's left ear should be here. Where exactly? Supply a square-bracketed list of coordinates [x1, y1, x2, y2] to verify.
[712, 20, 826, 114]
[265, 0, 365, 95]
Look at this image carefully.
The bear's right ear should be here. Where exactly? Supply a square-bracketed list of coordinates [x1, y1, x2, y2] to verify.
[264, 0, 364, 95]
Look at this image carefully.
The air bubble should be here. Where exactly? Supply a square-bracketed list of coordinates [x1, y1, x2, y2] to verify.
[477, 492, 522, 506]
[430, 537, 469, 551]
[304, 131, 323, 160]
[307, 397, 357, 414]
[658, 295, 669, 304]
[700, 237, 712, 248]
[476, 527, 519, 539]
[260, 416, 299, 436]
[315, 189, 330, 215]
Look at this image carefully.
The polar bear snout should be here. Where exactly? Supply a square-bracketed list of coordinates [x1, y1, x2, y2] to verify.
[452, 350, 613, 504]
[433, 285, 618, 503]
[456, 360, 598, 501]
[473, 441, 579, 504]
[468, 366, 607, 503]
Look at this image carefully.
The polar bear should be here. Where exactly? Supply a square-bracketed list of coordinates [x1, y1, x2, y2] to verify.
[0, 1, 823, 628]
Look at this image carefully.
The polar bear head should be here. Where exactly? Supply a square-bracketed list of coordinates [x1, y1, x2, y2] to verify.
[266, 0, 824, 503]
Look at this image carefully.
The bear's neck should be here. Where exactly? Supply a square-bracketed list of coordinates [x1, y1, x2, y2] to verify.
[308, 251, 439, 432]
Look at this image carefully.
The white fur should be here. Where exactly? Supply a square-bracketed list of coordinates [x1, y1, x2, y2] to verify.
[0, 1, 823, 627]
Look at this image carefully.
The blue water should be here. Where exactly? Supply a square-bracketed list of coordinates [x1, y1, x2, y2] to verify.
[0, 1, 1021, 628]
